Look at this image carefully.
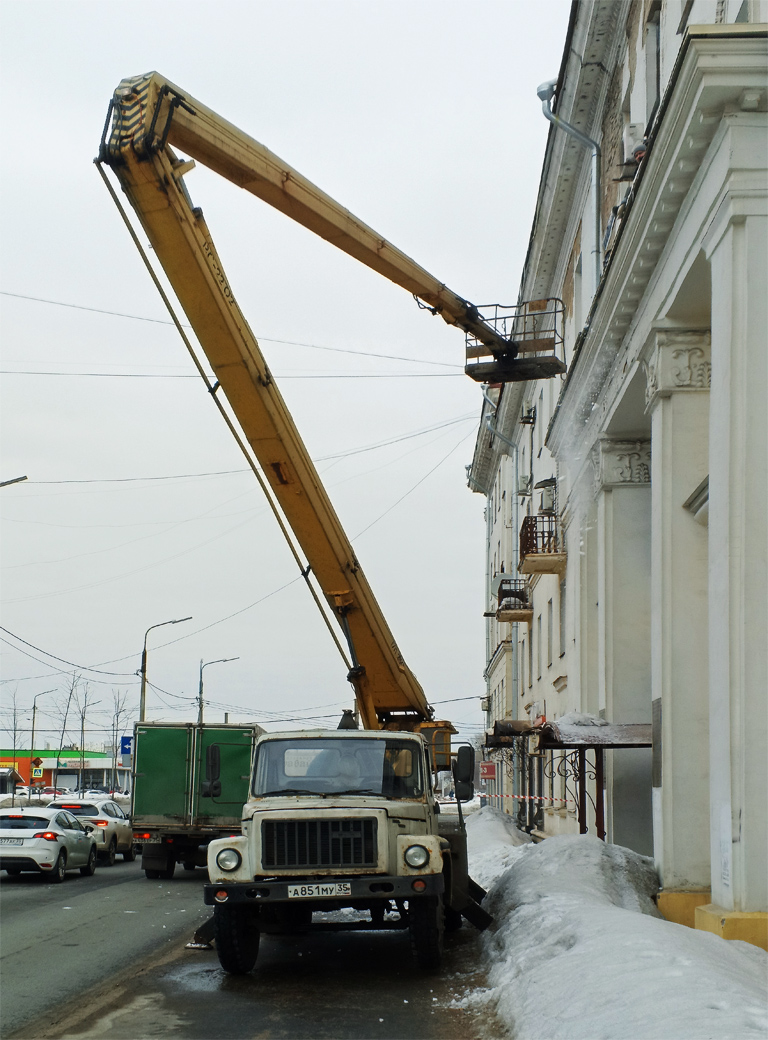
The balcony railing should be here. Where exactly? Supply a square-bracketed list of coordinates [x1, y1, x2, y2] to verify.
[496, 578, 533, 623]
[464, 297, 566, 383]
[519, 515, 567, 575]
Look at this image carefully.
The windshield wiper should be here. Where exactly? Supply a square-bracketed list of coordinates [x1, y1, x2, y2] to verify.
[258, 788, 320, 797]
[322, 788, 381, 797]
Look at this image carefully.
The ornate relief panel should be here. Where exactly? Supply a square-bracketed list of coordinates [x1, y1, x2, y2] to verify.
[591, 438, 651, 496]
[642, 330, 712, 411]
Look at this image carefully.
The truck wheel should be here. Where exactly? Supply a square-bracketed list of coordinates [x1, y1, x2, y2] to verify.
[444, 904, 463, 932]
[122, 845, 136, 862]
[213, 905, 260, 974]
[160, 859, 176, 880]
[183, 862, 197, 872]
[408, 896, 444, 970]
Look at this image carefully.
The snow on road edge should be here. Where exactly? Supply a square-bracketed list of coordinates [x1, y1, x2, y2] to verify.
[462, 806, 768, 1040]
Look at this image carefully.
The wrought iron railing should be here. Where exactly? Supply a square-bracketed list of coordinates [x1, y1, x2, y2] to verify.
[496, 577, 532, 610]
[519, 514, 562, 558]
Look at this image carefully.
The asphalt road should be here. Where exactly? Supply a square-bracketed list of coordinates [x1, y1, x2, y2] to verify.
[2, 863, 503, 1040]
[0, 859, 209, 1037]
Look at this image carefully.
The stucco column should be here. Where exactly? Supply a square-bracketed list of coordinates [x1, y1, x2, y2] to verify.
[592, 438, 653, 856]
[643, 329, 711, 892]
[704, 202, 768, 915]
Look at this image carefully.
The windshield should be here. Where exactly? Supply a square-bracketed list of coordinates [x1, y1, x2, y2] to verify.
[252, 738, 425, 799]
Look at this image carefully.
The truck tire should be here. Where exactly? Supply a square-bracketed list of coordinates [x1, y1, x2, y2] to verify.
[444, 904, 463, 932]
[122, 845, 136, 862]
[160, 859, 176, 879]
[408, 895, 444, 970]
[213, 905, 260, 974]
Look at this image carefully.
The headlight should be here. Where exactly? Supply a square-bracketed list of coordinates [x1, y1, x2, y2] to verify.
[404, 844, 430, 869]
[216, 848, 242, 872]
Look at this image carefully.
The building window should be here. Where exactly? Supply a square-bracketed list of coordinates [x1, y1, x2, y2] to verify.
[528, 634, 533, 689]
[559, 578, 567, 657]
[547, 599, 553, 669]
[537, 614, 542, 680]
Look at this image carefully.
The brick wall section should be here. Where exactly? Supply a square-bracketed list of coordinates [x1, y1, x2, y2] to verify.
[601, 61, 626, 232]
[562, 223, 581, 320]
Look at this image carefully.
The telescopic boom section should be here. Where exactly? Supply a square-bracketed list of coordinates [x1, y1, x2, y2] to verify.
[101, 72, 510, 353]
[100, 72, 465, 736]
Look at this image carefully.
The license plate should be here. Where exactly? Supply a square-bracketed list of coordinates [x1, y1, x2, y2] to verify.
[0, 838, 23, 845]
[287, 882, 351, 899]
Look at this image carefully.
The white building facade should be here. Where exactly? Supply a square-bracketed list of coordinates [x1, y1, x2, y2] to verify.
[468, 0, 767, 949]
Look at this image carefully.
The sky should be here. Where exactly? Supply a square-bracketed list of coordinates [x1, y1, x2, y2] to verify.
[0, 0, 571, 752]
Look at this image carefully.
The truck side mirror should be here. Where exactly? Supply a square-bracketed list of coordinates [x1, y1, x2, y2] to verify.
[453, 745, 475, 802]
[201, 744, 221, 798]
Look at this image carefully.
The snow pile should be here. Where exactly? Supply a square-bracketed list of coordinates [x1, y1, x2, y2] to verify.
[555, 711, 610, 727]
[464, 808, 768, 1040]
[465, 804, 531, 889]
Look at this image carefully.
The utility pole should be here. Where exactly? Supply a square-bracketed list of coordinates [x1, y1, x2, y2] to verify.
[28, 690, 54, 802]
[198, 658, 239, 725]
[138, 617, 192, 721]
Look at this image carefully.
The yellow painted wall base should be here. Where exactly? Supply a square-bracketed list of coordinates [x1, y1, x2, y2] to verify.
[695, 904, 768, 951]
[657, 890, 711, 929]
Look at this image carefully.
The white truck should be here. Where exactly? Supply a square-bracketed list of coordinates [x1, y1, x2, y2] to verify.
[202, 729, 486, 972]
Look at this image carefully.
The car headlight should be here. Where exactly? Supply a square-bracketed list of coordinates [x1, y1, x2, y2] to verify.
[216, 848, 242, 872]
[404, 844, 430, 869]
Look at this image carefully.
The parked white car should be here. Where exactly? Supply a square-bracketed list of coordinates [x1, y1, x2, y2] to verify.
[0, 806, 98, 881]
[48, 798, 134, 865]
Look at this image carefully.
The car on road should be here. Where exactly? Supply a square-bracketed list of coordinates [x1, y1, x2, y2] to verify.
[48, 798, 135, 865]
[0, 806, 98, 881]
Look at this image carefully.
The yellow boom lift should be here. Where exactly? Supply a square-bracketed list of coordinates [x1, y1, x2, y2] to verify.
[97, 72, 534, 742]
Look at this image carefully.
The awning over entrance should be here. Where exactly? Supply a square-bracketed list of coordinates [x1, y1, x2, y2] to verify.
[484, 717, 652, 841]
[538, 721, 652, 749]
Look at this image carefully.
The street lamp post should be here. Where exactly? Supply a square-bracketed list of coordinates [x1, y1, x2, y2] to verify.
[139, 617, 192, 721]
[198, 658, 239, 725]
[28, 690, 54, 802]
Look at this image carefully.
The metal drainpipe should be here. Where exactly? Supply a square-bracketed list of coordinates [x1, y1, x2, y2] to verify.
[537, 78, 602, 294]
[481, 385, 518, 452]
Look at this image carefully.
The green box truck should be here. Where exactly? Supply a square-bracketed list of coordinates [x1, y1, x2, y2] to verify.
[131, 722, 261, 879]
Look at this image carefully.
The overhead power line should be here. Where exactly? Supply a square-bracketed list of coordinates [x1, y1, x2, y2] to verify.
[0, 291, 462, 368]
[0, 369, 461, 380]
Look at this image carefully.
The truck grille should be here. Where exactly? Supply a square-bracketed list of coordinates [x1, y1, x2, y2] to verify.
[262, 818, 378, 869]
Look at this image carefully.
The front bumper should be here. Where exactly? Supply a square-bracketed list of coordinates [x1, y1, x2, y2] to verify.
[204, 872, 444, 906]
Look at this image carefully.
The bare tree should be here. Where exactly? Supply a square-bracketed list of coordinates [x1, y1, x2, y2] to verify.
[109, 689, 131, 792]
[72, 685, 100, 792]
[4, 689, 22, 805]
[52, 674, 80, 791]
